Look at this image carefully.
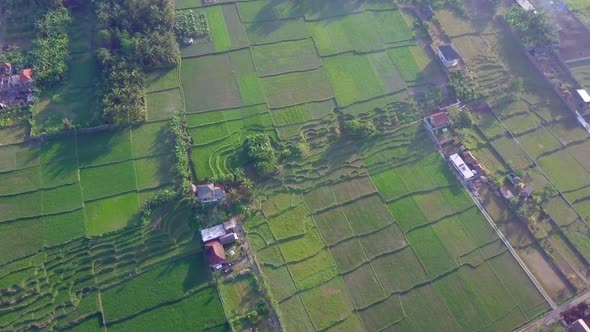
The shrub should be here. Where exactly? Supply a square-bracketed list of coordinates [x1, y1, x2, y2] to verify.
[175, 10, 208, 40]
[243, 134, 278, 176]
[171, 111, 193, 194]
[140, 188, 178, 223]
[343, 119, 377, 138]
[448, 71, 481, 101]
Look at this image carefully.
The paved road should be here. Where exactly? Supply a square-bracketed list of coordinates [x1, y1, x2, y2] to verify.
[516, 290, 590, 331]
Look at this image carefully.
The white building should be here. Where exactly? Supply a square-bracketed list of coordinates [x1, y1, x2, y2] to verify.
[201, 224, 226, 243]
[437, 44, 461, 68]
[449, 153, 475, 181]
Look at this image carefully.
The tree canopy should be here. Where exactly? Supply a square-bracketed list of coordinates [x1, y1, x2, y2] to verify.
[504, 5, 555, 48]
[243, 134, 278, 176]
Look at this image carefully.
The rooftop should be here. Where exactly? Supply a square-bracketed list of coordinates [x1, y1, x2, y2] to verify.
[516, 0, 535, 11]
[577, 89, 590, 103]
[201, 224, 226, 243]
[439, 44, 461, 61]
[430, 112, 450, 127]
[449, 153, 475, 180]
[571, 319, 590, 332]
[204, 240, 226, 266]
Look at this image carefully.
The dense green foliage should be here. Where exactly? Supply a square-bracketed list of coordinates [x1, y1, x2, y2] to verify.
[96, 0, 180, 123]
[448, 106, 475, 129]
[343, 119, 377, 138]
[504, 5, 555, 47]
[140, 188, 178, 223]
[171, 111, 193, 194]
[175, 10, 208, 41]
[244, 134, 278, 176]
[448, 71, 481, 101]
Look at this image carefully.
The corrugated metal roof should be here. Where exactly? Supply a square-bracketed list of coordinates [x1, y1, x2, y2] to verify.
[450, 154, 474, 180]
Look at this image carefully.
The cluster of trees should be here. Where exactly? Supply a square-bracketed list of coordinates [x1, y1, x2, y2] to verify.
[175, 10, 208, 41]
[448, 105, 475, 129]
[504, 5, 556, 48]
[342, 119, 377, 138]
[243, 134, 278, 176]
[96, 0, 180, 124]
[448, 71, 481, 101]
[29, 6, 71, 90]
[171, 111, 193, 194]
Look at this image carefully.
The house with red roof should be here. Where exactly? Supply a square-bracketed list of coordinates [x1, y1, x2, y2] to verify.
[19, 69, 32, 82]
[424, 111, 454, 146]
[204, 240, 226, 268]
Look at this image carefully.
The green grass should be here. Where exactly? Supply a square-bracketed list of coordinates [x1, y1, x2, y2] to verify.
[300, 277, 355, 330]
[501, 112, 542, 135]
[387, 46, 438, 83]
[80, 161, 137, 201]
[103, 255, 210, 321]
[252, 38, 321, 76]
[84, 193, 139, 235]
[181, 54, 241, 112]
[387, 196, 428, 232]
[370, 169, 410, 201]
[538, 150, 590, 192]
[490, 136, 533, 170]
[517, 128, 562, 158]
[545, 196, 580, 227]
[342, 263, 385, 308]
[358, 295, 404, 331]
[547, 117, 590, 144]
[372, 247, 428, 294]
[107, 287, 227, 331]
[261, 68, 334, 108]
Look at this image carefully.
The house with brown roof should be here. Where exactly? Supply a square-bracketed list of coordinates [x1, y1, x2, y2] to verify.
[204, 240, 226, 268]
[194, 183, 225, 203]
[424, 111, 454, 146]
[19, 68, 32, 82]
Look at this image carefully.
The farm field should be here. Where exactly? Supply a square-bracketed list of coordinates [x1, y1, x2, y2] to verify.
[4, 0, 585, 331]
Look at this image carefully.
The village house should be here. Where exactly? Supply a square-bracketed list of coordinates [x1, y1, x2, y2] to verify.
[516, 0, 535, 12]
[576, 89, 590, 111]
[200, 220, 239, 269]
[424, 111, 454, 146]
[500, 186, 515, 200]
[449, 153, 475, 181]
[0, 64, 34, 108]
[437, 44, 462, 68]
[193, 183, 225, 203]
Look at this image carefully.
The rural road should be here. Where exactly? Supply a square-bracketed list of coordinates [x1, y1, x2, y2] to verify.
[516, 290, 590, 331]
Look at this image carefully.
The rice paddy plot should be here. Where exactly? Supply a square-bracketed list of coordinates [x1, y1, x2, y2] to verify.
[568, 140, 590, 173]
[42, 209, 86, 246]
[314, 207, 354, 246]
[261, 68, 334, 108]
[401, 284, 461, 332]
[372, 246, 428, 294]
[219, 273, 260, 319]
[181, 53, 242, 113]
[0, 166, 41, 195]
[134, 155, 175, 190]
[107, 287, 227, 331]
[569, 58, 590, 89]
[434, 264, 523, 331]
[330, 238, 367, 273]
[270, 99, 335, 127]
[517, 128, 562, 159]
[84, 193, 140, 235]
[252, 38, 321, 77]
[80, 161, 137, 201]
[145, 67, 179, 93]
[244, 18, 310, 44]
[278, 227, 325, 263]
[547, 117, 590, 145]
[268, 204, 314, 240]
[300, 277, 355, 330]
[229, 49, 267, 105]
[332, 176, 376, 203]
[358, 295, 404, 332]
[546, 196, 581, 226]
[302, 185, 335, 212]
[477, 112, 508, 140]
[77, 129, 132, 167]
[205, 4, 248, 52]
[288, 249, 338, 290]
[406, 225, 457, 277]
[131, 121, 174, 159]
[278, 295, 315, 332]
[324, 53, 393, 107]
[538, 150, 590, 192]
[343, 263, 385, 308]
[387, 46, 440, 84]
[42, 184, 84, 215]
[358, 223, 406, 259]
[237, 0, 305, 22]
[146, 88, 184, 121]
[0, 218, 45, 264]
[260, 265, 297, 301]
[0, 191, 42, 222]
[492, 98, 530, 119]
[341, 195, 394, 235]
[501, 112, 542, 135]
[490, 136, 533, 170]
[387, 195, 430, 232]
